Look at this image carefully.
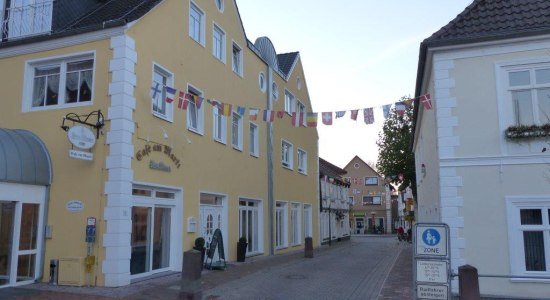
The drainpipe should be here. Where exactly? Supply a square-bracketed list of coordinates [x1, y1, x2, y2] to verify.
[37, 185, 51, 282]
[267, 67, 275, 256]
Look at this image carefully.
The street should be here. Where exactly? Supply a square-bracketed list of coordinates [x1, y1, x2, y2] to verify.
[1, 236, 412, 300]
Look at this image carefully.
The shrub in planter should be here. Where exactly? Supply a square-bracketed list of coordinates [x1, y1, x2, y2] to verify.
[237, 237, 247, 262]
[193, 237, 206, 267]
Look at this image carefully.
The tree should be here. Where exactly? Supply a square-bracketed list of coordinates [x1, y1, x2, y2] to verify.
[376, 96, 416, 196]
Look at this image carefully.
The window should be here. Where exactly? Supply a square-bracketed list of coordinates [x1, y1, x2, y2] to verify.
[290, 203, 301, 246]
[507, 198, 550, 277]
[239, 199, 261, 254]
[281, 140, 293, 169]
[259, 73, 266, 92]
[189, 2, 205, 45]
[303, 204, 312, 239]
[27, 55, 94, 110]
[187, 85, 204, 134]
[284, 90, 295, 114]
[4, 0, 53, 39]
[215, 0, 224, 12]
[348, 196, 354, 205]
[354, 163, 360, 169]
[297, 77, 302, 90]
[272, 82, 279, 100]
[232, 43, 243, 76]
[212, 105, 226, 144]
[508, 67, 550, 125]
[298, 149, 307, 174]
[363, 196, 381, 205]
[275, 202, 288, 248]
[151, 64, 173, 121]
[296, 101, 306, 126]
[212, 24, 225, 62]
[365, 177, 379, 186]
[249, 122, 259, 157]
[232, 112, 243, 150]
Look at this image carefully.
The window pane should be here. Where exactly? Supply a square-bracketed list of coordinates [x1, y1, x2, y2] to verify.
[79, 70, 93, 102]
[512, 90, 534, 125]
[35, 65, 59, 76]
[535, 69, 550, 84]
[65, 72, 79, 103]
[131, 207, 151, 275]
[523, 231, 546, 271]
[19, 204, 39, 251]
[45, 74, 59, 106]
[509, 71, 530, 86]
[16, 254, 35, 282]
[520, 209, 542, 225]
[67, 60, 93, 72]
[155, 191, 175, 199]
[0, 202, 15, 286]
[32, 77, 46, 107]
[152, 208, 171, 270]
[132, 188, 152, 197]
[537, 88, 550, 123]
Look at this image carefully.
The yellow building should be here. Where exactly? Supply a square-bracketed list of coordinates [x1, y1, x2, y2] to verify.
[0, 0, 318, 288]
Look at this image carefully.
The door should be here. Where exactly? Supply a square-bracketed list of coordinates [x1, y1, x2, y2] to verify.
[0, 202, 15, 287]
[200, 204, 223, 261]
[356, 218, 364, 234]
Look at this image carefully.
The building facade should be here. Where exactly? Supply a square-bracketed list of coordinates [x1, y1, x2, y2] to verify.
[0, 0, 318, 288]
[343, 156, 391, 234]
[319, 158, 351, 244]
[413, 1, 550, 297]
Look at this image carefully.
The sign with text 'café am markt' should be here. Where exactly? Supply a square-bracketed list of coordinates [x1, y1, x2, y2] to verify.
[136, 144, 181, 169]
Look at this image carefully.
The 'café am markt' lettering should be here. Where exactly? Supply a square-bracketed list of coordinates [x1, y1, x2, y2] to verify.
[136, 144, 181, 168]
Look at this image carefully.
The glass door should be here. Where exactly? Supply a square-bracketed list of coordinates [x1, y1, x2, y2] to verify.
[16, 203, 39, 283]
[0, 202, 15, 287]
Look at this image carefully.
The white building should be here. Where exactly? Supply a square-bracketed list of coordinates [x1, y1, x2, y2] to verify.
[412, 1, 550, 298]
[319, 158, 351, 244]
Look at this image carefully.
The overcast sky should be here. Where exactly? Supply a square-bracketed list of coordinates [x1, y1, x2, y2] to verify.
[237, 0, 473, 168]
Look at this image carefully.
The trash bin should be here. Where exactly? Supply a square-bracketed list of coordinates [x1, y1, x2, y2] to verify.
[49, 259, 58, 285]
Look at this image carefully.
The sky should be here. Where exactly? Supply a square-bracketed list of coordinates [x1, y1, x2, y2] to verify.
[236, 0, 473, 169]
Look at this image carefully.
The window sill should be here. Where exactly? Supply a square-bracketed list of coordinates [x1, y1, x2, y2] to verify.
[233, 70, 243, 78]
[232, 145, 243, 152]
[282, 164, 293, 171]
[188, 127, 204, 136]
[153, 112, 173, 123]
[250, 152, 259, 158]
[27, 100, 92, 112]
[298, 170, 307, 176]
[213, 56, 226, 65]
[275, 246, 288, 251]
[189, 36, 205, 48]
[214, 138, 226, 145]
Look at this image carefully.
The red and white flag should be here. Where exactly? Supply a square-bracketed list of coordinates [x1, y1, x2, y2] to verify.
[263, 110, 275, 122]
[277, 111, 285, 119]
[291, 112, 304, 127]
[322, 112, 333, 125]
[364, 108, 375, 125]
[420, 94, 432, 110]
[350, 110, 359, 121]
[178, 91, 189, 109]
[165, 86, 176, 103]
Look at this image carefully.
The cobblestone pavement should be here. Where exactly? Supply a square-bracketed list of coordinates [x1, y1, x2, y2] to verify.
[1, 236, 413, 300]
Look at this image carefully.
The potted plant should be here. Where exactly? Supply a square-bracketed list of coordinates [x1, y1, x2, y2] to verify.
[237, 237, 247, 262]
[193, 237, 206, 268]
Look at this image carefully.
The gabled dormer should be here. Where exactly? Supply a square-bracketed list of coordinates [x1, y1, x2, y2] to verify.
[1, 0, 54, 40]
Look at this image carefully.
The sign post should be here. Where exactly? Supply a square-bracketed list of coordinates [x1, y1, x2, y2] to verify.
[413, 223, 451, 300]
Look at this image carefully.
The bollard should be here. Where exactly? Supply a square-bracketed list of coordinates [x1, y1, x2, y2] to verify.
[181, 250, 203, 300]
[458, 265, 480, 300]
[304, 237, 314, 258]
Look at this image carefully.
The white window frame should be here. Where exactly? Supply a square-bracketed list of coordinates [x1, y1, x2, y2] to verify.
[284, 89, 295, 115]
[290, 203, 302, 246]
[22, 51, 95, 112]
[232, 41, 243, 77]
[258, 72, 266, 92]
[214, 0, 224, 12]
[275, 201, 288, 249]
[232, 111, 243, 151]
[212, 104, 227, 144]
[189, 1, 205, 46]
[303, 204, 312, 239]
[151, 63, 174, 122]
[238, 198, 263, 256]
[281, 139, 293, 169]
[296, 100, 306, 126]
[362, 196, 382, 205]
[506, 196, 550, 280]
[249, 122, 259, 157]
[272, 82, 279, 101]
[186, 84, 204, 135]
[297, 148, 307, 175]
[364, 176, 379, 186]
[212, 23, 226, 63]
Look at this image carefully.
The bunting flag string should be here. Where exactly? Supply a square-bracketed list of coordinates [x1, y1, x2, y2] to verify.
[149, 82, 431, 128]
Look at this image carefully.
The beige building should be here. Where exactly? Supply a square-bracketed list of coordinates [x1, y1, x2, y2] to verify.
[343, 156, 391, 234]
[0, 0, 318, 288]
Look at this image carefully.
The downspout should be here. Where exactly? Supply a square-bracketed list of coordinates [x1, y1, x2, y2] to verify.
[267, 67, 274, 256]
[37, 185, 50, 282]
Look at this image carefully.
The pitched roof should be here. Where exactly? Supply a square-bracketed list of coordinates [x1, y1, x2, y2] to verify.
[343, 155, 381, 177]
[277, 52, 299, 77]
[424, 0, 550, 47]
[319, 157, 347, 177]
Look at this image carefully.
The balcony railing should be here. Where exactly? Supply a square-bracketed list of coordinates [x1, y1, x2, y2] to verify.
[2, 1, 53, 40]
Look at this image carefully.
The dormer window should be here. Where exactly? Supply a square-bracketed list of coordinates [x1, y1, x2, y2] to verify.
[2, 0, 53, 40]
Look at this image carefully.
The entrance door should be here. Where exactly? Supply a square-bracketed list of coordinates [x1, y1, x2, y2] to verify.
[356, 218, 364, 234]
[200, 193, 226, 262]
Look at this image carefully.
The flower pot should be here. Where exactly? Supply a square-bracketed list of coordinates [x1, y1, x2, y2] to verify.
[237, 241, 247, 262]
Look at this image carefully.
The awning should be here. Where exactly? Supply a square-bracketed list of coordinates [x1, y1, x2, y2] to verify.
[0, 128, 52, 185]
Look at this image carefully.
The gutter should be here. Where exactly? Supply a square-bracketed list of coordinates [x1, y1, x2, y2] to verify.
[267, 66, 275, 256]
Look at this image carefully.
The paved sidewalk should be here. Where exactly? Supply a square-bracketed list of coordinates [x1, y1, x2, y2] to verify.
[377, 241, 413, 299]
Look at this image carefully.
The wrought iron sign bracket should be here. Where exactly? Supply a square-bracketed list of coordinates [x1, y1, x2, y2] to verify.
[60, 110, 105, 139]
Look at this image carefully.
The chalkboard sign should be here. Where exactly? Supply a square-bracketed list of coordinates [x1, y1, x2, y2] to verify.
[207, 228, 225, 260]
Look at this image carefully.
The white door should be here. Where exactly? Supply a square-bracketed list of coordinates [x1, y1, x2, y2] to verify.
[200, 204, 224, 261]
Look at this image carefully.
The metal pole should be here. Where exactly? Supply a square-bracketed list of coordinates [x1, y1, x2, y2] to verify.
[328, 204, 331, 246]
[267, 67, 275, 256]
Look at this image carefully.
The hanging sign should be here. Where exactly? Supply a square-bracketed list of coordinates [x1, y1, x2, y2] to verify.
[67, 125, 96, 150]
[69, 149, 93, 161]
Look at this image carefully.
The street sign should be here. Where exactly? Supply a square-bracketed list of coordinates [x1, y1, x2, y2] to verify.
[416, 224, 447, 257]
[416, 260, 448, 283]
[417, 284, 448, 300]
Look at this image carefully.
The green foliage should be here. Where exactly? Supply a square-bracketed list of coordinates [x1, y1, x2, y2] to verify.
[376, 96, 416, 196]
[194, 237, 205, 250]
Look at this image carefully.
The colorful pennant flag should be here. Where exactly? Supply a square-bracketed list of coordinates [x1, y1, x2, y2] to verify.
[364, 108, 374, 125]
[236, 106, 246, 116]
[151, 82, 161, 99]
[420, 94, 432, 110]
[277, 111, 285, 119]
[178, 91, 188, 109]
[322, 112, 333, 125]
[350, 110, 359, 121]
[291, 112, 304, 127]
[306, 113, 318, 127]
[396, 102, 406, 116]
[383, 104, 391, 119]
[164, 86, 176, 103]
[249, 108, 260, 121]
[194, 96, 203, 109]
[221, 103, 233, 116]
[263, 110, 275, 122]
[335, 111, 346, 118]
[404, 99, 413, 107]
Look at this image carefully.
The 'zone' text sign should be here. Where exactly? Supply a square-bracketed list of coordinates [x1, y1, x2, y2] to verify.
[416, 224, 447, 257]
